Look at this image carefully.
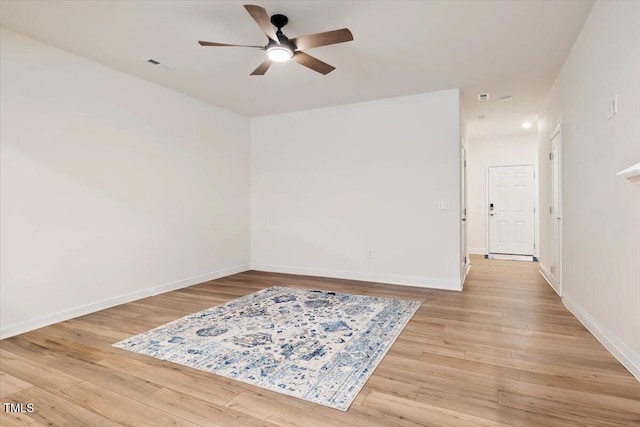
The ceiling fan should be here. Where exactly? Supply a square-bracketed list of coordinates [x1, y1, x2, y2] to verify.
[198, 4, 353, 75]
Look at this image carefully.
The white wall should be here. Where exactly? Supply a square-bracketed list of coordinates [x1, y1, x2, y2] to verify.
[251, 90, 462, 290]
[0, 29, 251, 338]
[538, 1, 640, 379]
[467, 134, 539, 255]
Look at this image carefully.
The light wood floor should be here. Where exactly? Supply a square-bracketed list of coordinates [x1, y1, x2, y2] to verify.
[1, 256, 639, 426]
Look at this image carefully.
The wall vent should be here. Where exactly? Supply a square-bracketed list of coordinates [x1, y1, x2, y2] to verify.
[146, 58, 161, 65]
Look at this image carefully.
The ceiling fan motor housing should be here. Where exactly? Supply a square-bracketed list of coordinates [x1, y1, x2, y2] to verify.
[267, 35, 296, 51]
[270, 14, 288, 29]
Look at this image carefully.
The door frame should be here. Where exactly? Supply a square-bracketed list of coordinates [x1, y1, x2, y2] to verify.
[460, 142, 469, 287]
[485, 164, 536, 255]
[549, 124, 563, 296]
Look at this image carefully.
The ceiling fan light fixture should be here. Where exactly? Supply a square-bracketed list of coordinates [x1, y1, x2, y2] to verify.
[198, 5, 353, 75]
[267, 46, 293, 62]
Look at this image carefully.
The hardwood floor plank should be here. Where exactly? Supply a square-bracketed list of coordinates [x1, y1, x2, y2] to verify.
[97, 355, 238, 406]
[6, 331, 110, 363]
[414, 351, 639, 400]
[498, 379, 640, 415]
[225, 392, 332, 427]
[497, 390, 640, 426]
[0, 337, 161, 401]
[7, 386, 121, 426]
[0, 372, 32, 398]
[415, 386, 585, 427]
[0, 410, 40, 427]
[464, 345, 638, 383]
[375, 363, 500, 402]
[0, 349, 81, 392]
[312, 398, 425, 427]
[59, 381, 200, 426]
[142, 387, 279, 427]
[362, 375, 421, 400]
[362, 391, 510, 426]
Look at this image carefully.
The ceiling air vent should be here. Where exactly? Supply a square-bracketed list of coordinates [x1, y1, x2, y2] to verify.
[144, 58, 174, 69]
[478, 93, 490, 102]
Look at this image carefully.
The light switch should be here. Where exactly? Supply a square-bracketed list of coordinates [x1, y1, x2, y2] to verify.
[437, 201, 451, 210]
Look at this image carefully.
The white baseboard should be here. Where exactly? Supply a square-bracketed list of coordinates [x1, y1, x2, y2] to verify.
[538, 263, 560, 296]
[468, 247, 486, 255]
[250, 263, 462, 291]
[461, 263, 471, 289]
[0, 264, 250, 340]
[488, 254, 534, 261]
[563, 294, 640, 382]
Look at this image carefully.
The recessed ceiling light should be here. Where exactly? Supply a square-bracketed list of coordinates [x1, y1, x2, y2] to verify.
[522, 121, 533, 129]
[498, 95, 513, 102]
[478, 93, 490, 102]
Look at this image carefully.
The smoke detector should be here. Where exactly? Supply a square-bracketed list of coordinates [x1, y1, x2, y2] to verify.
[478, 93, 490, 102]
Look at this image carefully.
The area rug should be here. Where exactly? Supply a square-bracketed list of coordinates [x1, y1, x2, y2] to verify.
[113, 286, 421, 410]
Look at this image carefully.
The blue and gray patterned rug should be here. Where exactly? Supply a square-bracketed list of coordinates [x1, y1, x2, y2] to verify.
[114, 286, 421, 410]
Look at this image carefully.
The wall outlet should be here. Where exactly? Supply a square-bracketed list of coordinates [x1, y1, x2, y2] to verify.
[437, 201, 451, 210]
[607, 95, 618, 119]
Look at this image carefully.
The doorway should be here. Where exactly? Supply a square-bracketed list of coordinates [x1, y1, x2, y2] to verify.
[550, 125, 562, 295]
[488, 165, 535, 255]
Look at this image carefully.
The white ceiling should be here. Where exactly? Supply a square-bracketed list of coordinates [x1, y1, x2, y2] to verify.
[0, 0, 593, 138]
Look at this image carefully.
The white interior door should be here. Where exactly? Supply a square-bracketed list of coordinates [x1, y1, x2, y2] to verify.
[488, 165, 535, 255]
[551, 129, 562, 292]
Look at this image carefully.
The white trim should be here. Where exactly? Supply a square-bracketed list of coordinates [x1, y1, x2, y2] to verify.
[250, 263, 462, 291]
[538, 263, 560, 296]
[0, 264, 250, 339]
[485, 167, 490, 254]
[487, 254, 533, 261]
[550, 125, 563, 295]
[563, 294, 640, 382]
[461, 264, 471, 289]
[469, 247, 486, 255]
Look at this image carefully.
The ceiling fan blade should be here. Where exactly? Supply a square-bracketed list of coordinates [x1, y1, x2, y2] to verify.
[291, 51, 335, 75]
[291, 28, 353, 50]
[244, 4, 279, 43]
[250, 59, 272, 75]
[198, 41, 264, 48]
